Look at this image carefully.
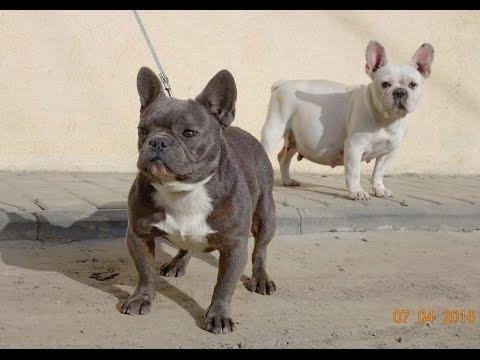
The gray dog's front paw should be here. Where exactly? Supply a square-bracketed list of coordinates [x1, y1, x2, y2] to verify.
[204, 313, 236, 334]
[118, 293, 153, 315]
[159, 259, 188, 277]
[246, 274, 277, 295]
[348, 190, 371, 201]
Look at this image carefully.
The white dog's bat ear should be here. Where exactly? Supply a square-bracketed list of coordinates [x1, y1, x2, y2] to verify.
[411, 43, 434, 78]
[365, 41, 388, 78]
[195, 70, 237, 128]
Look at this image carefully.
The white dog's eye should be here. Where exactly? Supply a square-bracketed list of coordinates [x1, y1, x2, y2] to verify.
[409, 81, 417, 89]
[381, 81, 391, 89]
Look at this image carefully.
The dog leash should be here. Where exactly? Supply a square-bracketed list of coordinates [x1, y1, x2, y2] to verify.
[132, 10, 172, 97]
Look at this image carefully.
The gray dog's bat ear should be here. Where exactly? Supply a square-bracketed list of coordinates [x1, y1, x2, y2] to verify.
[411, 43, 434, 79]
[195, 69, 237, 128]
[137, 66, 166, 112]
[365, 41, 388, 78]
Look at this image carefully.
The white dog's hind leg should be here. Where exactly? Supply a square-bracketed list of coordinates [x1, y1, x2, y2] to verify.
[371, 149, 397, 198]
[260, 92, 289, 155]
[278, 132, 300, 186]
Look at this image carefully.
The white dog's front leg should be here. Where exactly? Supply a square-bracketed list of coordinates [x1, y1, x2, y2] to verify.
[371, 149, 397, 198]
[344, 140, 370, 200]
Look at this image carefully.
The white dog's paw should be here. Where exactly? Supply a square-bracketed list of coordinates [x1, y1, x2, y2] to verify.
[373, 186, 394, 198]
[283, 179, 300, 187]
[348, 190, 371, 201]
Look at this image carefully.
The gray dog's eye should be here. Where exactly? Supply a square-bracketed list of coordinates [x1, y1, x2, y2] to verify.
[183, 129, 198, 138]
[381, 81, 391, 89]
[137, 127, 148, 136]
[409, 81, 417, 89]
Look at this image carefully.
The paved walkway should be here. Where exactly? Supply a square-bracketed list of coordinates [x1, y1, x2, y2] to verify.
[0, 171, 479, 241]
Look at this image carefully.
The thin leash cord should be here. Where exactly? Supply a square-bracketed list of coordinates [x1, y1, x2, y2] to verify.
[132, 10, 172, 97]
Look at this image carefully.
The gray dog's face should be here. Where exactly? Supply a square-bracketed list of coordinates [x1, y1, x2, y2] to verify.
[365, 41, 434, 119]
[135, 67, 237, 185]
[136, 99, 221, 184]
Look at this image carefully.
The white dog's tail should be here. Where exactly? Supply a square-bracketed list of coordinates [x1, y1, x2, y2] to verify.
[270, 80, 285, 93]
[261, 81, 290, 155]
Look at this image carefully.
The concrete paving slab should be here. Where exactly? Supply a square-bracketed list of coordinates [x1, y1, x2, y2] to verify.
[273, 187, 329, 208]
[284, 173, 435, 207]
[38, 173, 127, 209]
[424, 176, 480, 189]
[396, 178, 479, 203]
[73, 173, 132, 195]
[385, 177, 475, 205]
[0, 172, 479, 241]
[0, 179, 42, 211]
[0, 173, 96, 211]
[114, 172, 137, 183]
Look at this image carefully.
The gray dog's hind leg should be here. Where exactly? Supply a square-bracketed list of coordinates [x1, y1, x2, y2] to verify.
[205, 242, 248, 334]
[247, 194, 277, 295]
[118, 230, 156, 315]
[160, 249, 192, 277]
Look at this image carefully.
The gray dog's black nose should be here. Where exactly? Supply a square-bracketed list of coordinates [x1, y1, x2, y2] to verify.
[149, 137, 169, 150]
[393, 88, 408, 99]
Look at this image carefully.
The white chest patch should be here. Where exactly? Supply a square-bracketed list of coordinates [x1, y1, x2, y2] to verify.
[151, 175, 215, 252]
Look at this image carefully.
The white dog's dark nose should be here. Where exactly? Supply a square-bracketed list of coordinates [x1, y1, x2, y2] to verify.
[393, 88, 408, 99]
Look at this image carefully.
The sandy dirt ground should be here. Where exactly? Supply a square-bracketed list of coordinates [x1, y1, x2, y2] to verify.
[0, 230, 479, 348]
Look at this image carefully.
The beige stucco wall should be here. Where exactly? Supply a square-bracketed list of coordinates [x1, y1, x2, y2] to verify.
[1, 10, 479, 174]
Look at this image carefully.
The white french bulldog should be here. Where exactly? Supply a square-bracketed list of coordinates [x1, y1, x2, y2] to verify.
[260, 41, 434, 200]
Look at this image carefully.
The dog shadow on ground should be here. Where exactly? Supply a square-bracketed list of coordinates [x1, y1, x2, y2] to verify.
[273, 179, 356, 201]
[0, 237, 251, 331]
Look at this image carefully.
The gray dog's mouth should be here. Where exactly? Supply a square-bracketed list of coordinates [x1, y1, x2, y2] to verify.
[149, 159, 175, 177]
